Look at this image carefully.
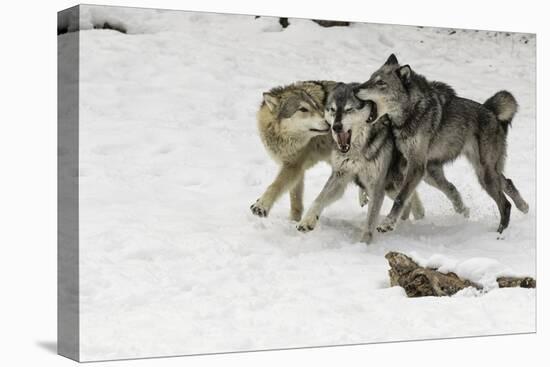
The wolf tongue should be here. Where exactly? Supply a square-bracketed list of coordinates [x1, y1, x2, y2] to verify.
[338, 131, 350, 146]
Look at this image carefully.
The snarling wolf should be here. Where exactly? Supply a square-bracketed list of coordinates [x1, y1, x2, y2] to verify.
[250, 81, 339, 221]
[296, 83, 425, 244]
[354, 54, 529, 234]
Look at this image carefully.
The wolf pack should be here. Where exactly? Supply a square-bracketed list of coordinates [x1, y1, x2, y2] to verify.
[250, 54, 529, 244]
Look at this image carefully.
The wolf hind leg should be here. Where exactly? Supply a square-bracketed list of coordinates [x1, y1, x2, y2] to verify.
[362, 181, 386, 244]
[480, 168, 512, 233]
[409, 190, 425, 220]
[501, 174, 529, 214]
[289, 173, 305, 221]
[378, 160, 425, 233]
[401, 202, 412, 221]
[385, 188, 408, 220]
[397, 191, 424, 220]
[467, 140, 512, 232]
[358, 188, 369, 207]
[424, 163, 469, 218]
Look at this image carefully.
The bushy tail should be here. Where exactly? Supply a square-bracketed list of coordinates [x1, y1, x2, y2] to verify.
[483, 90, 518, 134]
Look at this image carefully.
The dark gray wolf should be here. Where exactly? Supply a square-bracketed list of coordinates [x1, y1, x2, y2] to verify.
[354, 54, 529, 234]
[296, 83, 424, 244]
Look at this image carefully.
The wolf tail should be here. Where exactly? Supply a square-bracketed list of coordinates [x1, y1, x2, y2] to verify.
[483, 90, 518, 134]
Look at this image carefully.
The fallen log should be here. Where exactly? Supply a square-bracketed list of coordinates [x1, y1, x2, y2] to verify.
[497, 276, 537, 289]
[385, 251, 535, 297]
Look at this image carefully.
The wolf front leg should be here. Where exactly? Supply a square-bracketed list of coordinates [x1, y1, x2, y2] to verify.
[378, 160, 426, 233]
[250, 164, 303, 218]
[297, 171, 349, 232]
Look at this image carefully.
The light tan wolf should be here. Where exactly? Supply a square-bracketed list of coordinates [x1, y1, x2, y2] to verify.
[250, 81, 337, 221]
[250, 81, 425, 222]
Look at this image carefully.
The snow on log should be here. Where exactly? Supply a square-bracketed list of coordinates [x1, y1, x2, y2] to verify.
[385, 252, 535, 297]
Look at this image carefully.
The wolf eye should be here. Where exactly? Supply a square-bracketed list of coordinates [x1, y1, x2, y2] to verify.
[298, 107, 309, 113]
[329, 107, 336, 113]
[344, 108, 353, 113]
[376, 80, 386, 87]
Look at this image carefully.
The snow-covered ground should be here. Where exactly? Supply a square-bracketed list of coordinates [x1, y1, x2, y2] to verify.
[69, 5, 536, 361]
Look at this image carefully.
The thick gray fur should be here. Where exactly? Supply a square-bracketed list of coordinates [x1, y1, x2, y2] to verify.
[354, 54, 529, 234]
[297, 83, 424, 244]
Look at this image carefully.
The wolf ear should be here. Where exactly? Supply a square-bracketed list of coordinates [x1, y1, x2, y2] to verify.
[385, 54, 399, 66]
[299, 91, 321, 111]
[397, 65, 411, 85]
[263, 92, 279, 112]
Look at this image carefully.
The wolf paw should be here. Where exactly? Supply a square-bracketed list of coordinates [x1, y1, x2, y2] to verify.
[297, 215, 319, 232]
[400, 210, 411, 221]
[517, 201, 529, 214]
[360, 231, 373, 244]
[459, 206, 470, 218]
[250, 200, 269, 218]
[412, 206, 425, 220]
[377, 218, 396, 233]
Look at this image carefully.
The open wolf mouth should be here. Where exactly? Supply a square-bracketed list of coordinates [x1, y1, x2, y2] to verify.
[366, 100, 377, 123]
[336, 130, 352, 153]
[335, 101, 378, 153]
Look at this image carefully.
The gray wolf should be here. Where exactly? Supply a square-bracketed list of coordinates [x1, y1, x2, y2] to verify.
[354, 54, 529, 234]
[296, 83, 425, 244]
[250, 81, 339, 221]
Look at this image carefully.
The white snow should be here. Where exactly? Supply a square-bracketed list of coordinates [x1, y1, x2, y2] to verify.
[68, 5, 536, 361]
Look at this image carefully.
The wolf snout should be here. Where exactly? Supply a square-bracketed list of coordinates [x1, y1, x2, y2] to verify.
[353, 82, 366, 91]
[352, 83, 365, 94]
[332, 122, 343, 133]
[354, 83, 371, 101]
